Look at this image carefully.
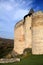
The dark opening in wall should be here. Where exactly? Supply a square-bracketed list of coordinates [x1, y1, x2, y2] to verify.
[30, 27, 31, 29]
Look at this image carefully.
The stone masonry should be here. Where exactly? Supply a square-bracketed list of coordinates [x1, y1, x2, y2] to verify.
[13, 9, 43, 55]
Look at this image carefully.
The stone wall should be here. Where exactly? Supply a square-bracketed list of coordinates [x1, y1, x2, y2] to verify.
[32, 11, 43, 54]
[14, 11, 43, 55]
[14, 15, 32, 54]
[14, 20, 25, 54]
[24, 16, 32, 48]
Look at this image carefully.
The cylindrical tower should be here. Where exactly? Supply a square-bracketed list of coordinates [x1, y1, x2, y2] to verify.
[32, 11, 43, 54]
[14, 20, 25, 54]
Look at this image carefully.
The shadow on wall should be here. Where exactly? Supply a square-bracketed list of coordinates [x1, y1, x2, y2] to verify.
[23, 48, 32, 55]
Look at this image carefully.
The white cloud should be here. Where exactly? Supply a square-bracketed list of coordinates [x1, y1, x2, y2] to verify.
[4, 4, 13, 11]
[0, 0, 33, 11]
[0, 3, 13, 11]
[22, 1, 26, 4]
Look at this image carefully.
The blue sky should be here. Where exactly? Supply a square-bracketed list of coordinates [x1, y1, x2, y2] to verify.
[0, 0, 43, 39]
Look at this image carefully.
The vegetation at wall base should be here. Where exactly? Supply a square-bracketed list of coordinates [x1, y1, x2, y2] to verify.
[0, 55, 43, 65]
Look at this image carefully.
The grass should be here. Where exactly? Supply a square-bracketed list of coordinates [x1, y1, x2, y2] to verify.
[0, 55, 43, 65]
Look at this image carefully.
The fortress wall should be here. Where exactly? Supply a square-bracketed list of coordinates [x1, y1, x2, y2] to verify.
[15, 20, 24, 29]
[14, 11, 43, 55]
[14, 20, 25, 54]
[32, 12, 43, 54]
[24, 16, 32, 48]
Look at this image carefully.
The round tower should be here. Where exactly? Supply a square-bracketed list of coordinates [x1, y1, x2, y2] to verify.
[14, 20, 25, 54]
[32, 11, 43, 54]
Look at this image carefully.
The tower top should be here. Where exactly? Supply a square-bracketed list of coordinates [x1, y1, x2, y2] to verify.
[24, 8, 34, 19]
[29, 8, 34, 14]
[28, 8, 34, 16]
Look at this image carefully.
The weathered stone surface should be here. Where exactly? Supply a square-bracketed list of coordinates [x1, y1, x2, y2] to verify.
[32, 11, 43, 27]
[14, 20, 25, 54]
[32, 12, 43, 54]
[0, 58, 20, 63]
[14, 16, 32, 54]
[24, 16, 32, 48]
[14, 10, 43, 55]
